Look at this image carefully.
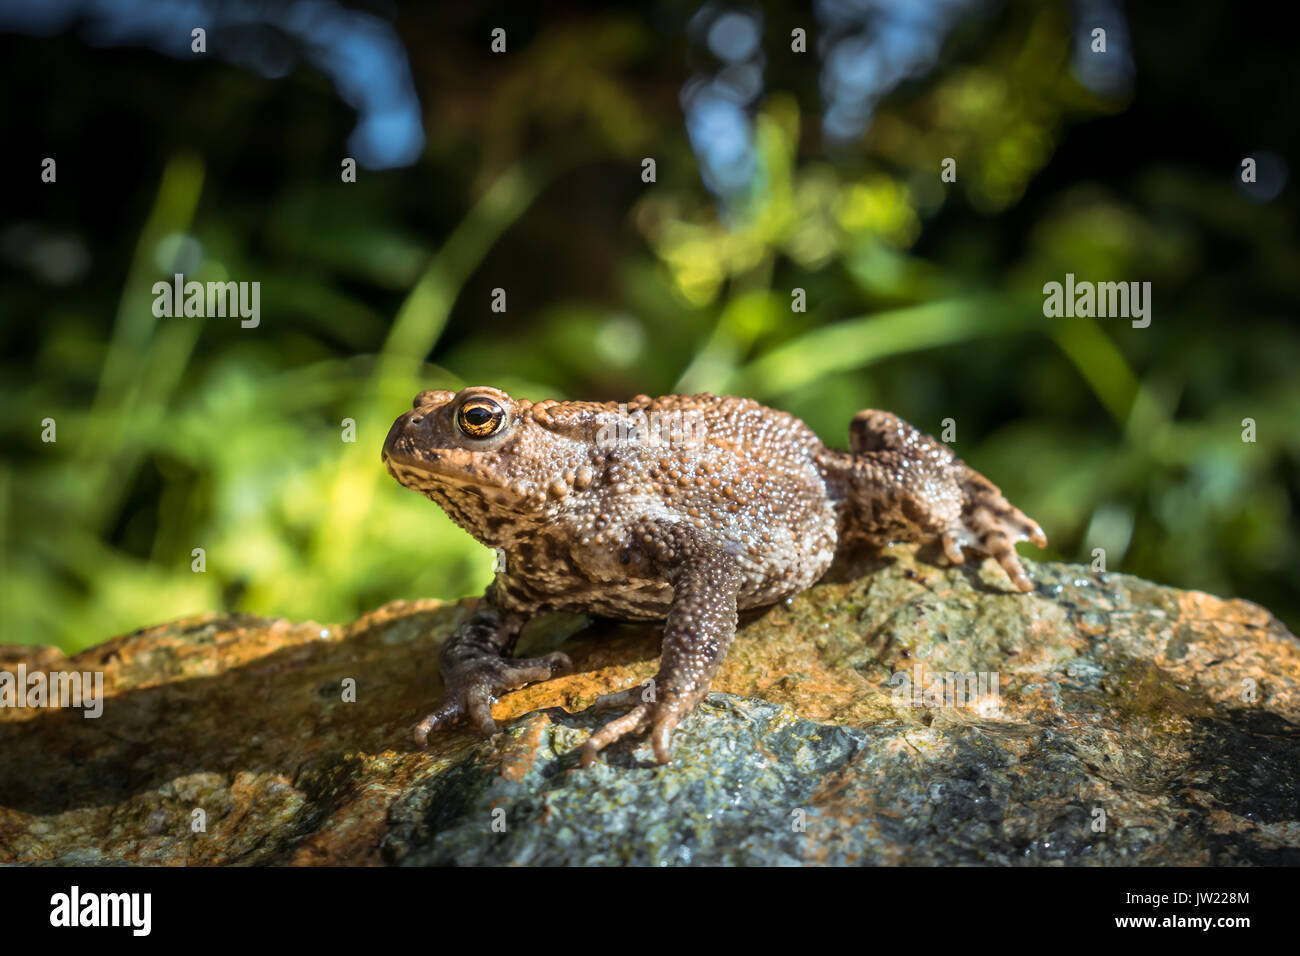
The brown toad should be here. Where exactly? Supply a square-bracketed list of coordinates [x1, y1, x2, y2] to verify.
[382, 387, 1046, 766]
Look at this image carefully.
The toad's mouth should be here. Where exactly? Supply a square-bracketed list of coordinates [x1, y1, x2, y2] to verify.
[382, 452, 506, 492]
[379, 455, 517, 509]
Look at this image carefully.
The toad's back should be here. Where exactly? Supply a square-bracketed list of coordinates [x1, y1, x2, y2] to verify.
[491, 393, 842, 618]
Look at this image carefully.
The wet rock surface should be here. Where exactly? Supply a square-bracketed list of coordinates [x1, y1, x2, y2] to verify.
[2, 547, 1298, 865]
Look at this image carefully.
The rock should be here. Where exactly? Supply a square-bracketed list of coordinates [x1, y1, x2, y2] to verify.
[2, 547, 1298, 866]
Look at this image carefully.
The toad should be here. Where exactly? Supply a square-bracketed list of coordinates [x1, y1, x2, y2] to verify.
[382, 388, 1046, 766]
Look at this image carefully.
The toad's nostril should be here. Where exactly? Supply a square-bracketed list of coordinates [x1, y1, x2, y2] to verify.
[409, 414, 423, 425]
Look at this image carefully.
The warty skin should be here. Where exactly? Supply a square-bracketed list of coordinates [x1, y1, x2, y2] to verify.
[383, 386, 1046, 766]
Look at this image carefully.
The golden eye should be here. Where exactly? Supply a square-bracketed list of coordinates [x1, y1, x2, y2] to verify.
[456, 398, 506, 438]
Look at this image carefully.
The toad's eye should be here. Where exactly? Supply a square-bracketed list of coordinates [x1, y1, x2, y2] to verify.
[456, 398, 506, 438]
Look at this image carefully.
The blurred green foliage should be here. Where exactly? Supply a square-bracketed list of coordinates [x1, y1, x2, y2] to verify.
[2, 2, 1297, 651]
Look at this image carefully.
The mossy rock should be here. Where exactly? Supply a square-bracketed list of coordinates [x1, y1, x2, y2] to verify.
[2, 546, 1298, 865]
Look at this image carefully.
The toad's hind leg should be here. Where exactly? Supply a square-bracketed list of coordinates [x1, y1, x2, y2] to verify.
[842, 409, 1047, 591]
[581, 532, 741, 767]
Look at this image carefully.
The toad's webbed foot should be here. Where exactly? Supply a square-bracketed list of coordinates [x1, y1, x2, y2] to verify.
[413, 652, 571, 744]
[581, 699, 655, 766]
[413, 600, 571, 746]
[940, 471, 1047, 592]
[580, 686, 693, 767]
[845, 409, 1047, 593]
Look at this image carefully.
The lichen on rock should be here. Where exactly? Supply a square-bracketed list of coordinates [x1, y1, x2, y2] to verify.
[2, 547, 1298, 865]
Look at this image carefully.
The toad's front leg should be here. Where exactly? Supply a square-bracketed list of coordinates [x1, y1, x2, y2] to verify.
[413, 589, 571, 745]
[580, 535, 741, 767]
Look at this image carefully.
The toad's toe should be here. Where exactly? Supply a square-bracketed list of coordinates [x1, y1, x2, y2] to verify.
[580, 703, 654, 767]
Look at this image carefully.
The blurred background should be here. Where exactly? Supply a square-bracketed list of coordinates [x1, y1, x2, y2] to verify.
[1, 0, 1296, 651]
